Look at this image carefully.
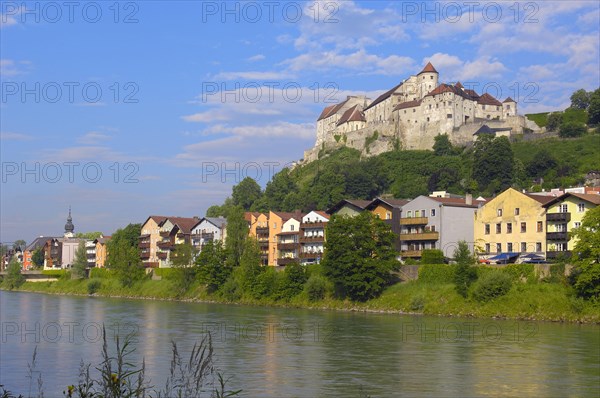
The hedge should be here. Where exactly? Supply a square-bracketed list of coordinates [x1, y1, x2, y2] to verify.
[89, 268, 116, 279]
[418, 264, 455, 284]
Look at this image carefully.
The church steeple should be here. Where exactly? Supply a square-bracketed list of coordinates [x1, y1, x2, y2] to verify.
[64, 206, 75, 238]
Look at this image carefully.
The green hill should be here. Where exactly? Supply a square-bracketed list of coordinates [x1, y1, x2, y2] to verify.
[208, 133, 600, 216]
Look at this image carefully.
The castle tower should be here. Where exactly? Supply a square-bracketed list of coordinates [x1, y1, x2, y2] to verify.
[417, 62, 439, 99]
[502, 97, 517, 118]
[64, 206, 75, 238]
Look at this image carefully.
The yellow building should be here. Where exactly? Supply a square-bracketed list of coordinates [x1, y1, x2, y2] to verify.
[93, 236, 111, 268]
[474, 188, 553, 258]
[542, 193, 600, 260]
[139, 216, 168, 268]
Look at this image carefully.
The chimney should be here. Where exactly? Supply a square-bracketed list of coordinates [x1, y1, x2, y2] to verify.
[466, 193, 473, 205]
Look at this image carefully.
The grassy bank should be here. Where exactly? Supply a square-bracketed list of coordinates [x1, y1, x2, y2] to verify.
[7, 268, 599, 324]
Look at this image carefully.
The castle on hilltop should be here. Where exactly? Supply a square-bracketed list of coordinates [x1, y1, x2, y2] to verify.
[302, 62, 539, 163]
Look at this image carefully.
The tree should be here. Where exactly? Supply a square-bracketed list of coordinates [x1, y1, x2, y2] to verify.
[526, 150, 557, 178]
[32, 248, 45, 268]
[196, 240, 229, 293]
[3, 257, 25, 289]
[322, 212, 400, 301]
[171, 243, 198, 293]
[420, 249, 445, 264]
[276, 263, 308, 300]
[433, 134, 454, 156]
[453, 241, 478, 298]
[225, 206, 248, 267]
[587, 88, 600, 125]
[472, 135, 514, 194]
[13, 239, 26, 249]
[569, 206, 600, 299]
[72, 240, 88, 278]
[546, 112, 563, 132]
[75, 232, 103, 240]
[570, 89, 592, 110]
[559, 122, 586, 138]
[232, 177, 262, 210]
[107, 224, 144, 287]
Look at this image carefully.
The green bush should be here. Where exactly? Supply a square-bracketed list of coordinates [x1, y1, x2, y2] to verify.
[41, 269, 69, 278]
[305, 274, 328, 301]
[559, 122, 587, 138]
[3, 260, 25, 290]
[89, 268, 116, 279]
[562, 107, 588, 125]
[472, 270, 513, 302]
[418, 264, 454, 284]
[87, 280, 102, 294]
[409, 295, 425, 311]
[503, 263, 535, 282]
[572, 262, 600, 299]
[219, 277, 242, 301]
[421, 249, 445, 264]
[153, 268, 180, 280]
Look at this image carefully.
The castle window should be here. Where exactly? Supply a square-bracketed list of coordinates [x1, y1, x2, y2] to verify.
[429, 104, 432, 109]
[404, 110, 406, 114]
[447, 114, 452, 118]
[413, 109, 416, 113]
[427, 117, 430, 122]
[430, 76, 433, 79]
[487, 115, 491, 119]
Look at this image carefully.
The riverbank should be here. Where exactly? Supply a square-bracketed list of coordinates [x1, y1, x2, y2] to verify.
[6, 274, 600, 324]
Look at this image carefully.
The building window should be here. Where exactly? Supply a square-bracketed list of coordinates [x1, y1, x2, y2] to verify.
[291, 225, 295, 231]
[485, 224, 490, 234]
[537, 221, 543, 232]
[536, 242, 542, 252]
[521, 242, 527, 252]
[430, 225, 436, 232]
[497, 209, 503, 216]
[496, 223, 501, 234]
[447, 114, 452, 118]
[506, 223, 512, 233]
[560, 204, 568, 213]
[485, 243, 490, 253]
[577, 203, 585, 212]
[386, 212, 392, 220]
[430, 76, 434, 80]
[431, 209, 436, 217]
[574, 222, 581, 229]
[514, 208, 520, 216]
[521, 222, 527, 233]
[407, 211, 412, 218]
[273, 223, 277, 229]
[496, 243, 502, 253]
[507, 243, 513, 252]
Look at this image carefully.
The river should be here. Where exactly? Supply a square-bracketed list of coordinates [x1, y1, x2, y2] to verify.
[0, 291, 598, 397]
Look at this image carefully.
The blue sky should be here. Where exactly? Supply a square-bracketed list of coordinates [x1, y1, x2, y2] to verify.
[1, 0, 599, 243]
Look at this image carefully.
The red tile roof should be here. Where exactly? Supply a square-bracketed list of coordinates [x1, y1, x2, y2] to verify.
[165, 216, 201, 233]
[419, 62, 438, 74]
[317, 104, 337, 121]
[477, 93, 502, 106]
[425, 84, 472, 101]
[317, 99, 350, 121]
[503, 97, 516, 103]
[542, 192, 600, 207]
[455, 81, 464, 89]
[336, 105, 366, 125]
[523, 194, 555, 205]
[315, 211, 331, 220]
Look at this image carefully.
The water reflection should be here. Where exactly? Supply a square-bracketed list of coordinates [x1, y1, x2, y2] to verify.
[1, 291, 598, 397]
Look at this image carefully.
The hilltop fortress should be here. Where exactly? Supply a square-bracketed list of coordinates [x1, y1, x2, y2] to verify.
[302, 62, 540, 163]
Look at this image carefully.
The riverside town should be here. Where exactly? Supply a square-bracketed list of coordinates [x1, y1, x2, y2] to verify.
[2, 1, 599, 397]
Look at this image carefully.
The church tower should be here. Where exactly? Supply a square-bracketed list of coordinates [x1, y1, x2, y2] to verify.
[417, 62, 439, 99]
[64, 207, 75, 238]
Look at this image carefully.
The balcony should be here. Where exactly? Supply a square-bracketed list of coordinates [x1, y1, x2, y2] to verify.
[300, 252, 324, 259]
[256, 226, 269, 233]
[160, 230, 171, 237]
[277, 257, 298, 266]
[140, 251, 150, 259]
[546, 232, 568, 241]
[138, 241, 150, 249]
[278, 242, 298, 250]
[400, 250, 422, 258]
[300, 235, 325, 243]
[157, 240, 174, 249]
[157, 252, 168, 260]
[301, 221, 327, 229]
[400, 231, 439, 241]
[547, 212, 571, 222]
[546, 250, 572, 260]
[400, 217, 428, 226]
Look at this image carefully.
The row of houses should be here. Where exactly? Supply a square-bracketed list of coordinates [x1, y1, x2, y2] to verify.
[5, 185, 597, 272]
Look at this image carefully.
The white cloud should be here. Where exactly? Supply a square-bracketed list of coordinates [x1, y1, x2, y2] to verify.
[182, 111, 231, 123]
[0, 131, 33, 141]
[0, 59, 30, 76]
[247, 54, 265, 62]
[77, 131, 112, 145]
